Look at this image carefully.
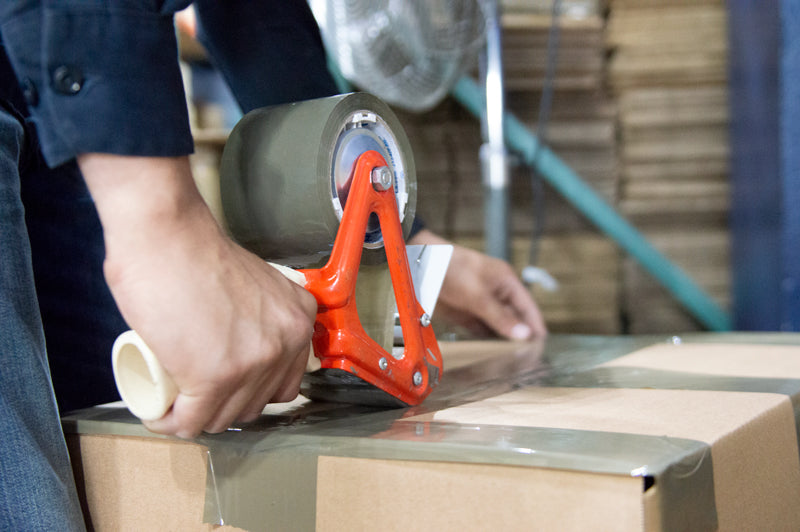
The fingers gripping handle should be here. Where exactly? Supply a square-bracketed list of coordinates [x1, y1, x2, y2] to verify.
[112, 263, 307, 421]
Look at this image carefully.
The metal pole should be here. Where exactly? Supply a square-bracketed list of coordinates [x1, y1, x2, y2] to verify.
[480, 0, 510, 260]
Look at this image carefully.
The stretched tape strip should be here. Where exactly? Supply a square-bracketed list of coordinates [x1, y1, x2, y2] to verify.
[70, 335, 800, 530]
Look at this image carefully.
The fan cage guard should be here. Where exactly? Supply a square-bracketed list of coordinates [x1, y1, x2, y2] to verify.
[311, 0, 488, 112]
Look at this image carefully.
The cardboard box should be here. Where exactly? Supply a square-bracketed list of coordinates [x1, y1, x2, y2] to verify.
[63, 334, 800, 531]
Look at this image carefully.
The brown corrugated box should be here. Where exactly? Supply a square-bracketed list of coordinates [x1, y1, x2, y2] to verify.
[63, 334, 800, 531]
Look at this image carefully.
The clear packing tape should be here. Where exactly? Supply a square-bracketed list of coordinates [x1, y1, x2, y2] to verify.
[62, 333, 800, 531]
[219, 92, 416, 268]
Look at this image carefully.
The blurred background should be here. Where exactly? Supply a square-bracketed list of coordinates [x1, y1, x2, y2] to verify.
[181, 0, 799, 337]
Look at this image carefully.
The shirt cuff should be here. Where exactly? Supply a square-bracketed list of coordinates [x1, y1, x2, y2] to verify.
[2, 6, 193, 167]
[409, 217, 426, 239]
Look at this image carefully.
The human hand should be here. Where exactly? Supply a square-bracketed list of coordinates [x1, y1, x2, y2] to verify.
[409, 229, 547, 340]
[79, 154, 317, 439]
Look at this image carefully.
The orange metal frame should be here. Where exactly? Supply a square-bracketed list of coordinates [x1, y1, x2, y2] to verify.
[299, 150, 442, 405]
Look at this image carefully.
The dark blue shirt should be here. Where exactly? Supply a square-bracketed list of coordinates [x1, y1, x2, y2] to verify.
[0, 0, 338, 167]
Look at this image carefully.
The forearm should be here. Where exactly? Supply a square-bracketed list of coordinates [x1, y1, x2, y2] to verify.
[77, 154, 217, 266]
[77, 153, 233, 353]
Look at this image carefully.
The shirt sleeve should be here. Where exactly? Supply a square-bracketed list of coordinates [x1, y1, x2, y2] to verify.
[0, 1, 194, 167]
[193, 0, 339, 113]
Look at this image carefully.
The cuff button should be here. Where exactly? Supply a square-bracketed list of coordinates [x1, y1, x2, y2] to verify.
[53, 66, 84, 95]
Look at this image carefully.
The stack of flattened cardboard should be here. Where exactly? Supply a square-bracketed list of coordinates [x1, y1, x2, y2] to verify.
[515, 235, 621, 334]
[606, 0, 731, 333]
[395, 100, 485, 238]
[503, 3, 621, 334]
[621, 228, 731, 332]
[63, 334, 800, 531]
[505, 87, 619, 234]
[502, 10, 606, 91]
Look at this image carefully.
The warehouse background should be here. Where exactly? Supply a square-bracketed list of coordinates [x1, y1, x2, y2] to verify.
[395, 0, 730, 335]
[189, 0, 737, 336]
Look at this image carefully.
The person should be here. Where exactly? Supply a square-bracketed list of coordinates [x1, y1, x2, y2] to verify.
[0, 1, 544, 528]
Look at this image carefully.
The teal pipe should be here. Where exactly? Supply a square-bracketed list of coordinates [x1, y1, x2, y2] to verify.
[452, 76, 732, 331]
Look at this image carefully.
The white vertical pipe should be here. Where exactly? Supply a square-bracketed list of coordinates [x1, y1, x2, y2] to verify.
[479, 0, 510, 260]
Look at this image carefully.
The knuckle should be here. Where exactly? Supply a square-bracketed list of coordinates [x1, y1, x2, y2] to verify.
[274, 384, 301, 404]
[258, 335, 283, 365]
[214, 359, 245, 387]
[278, 309, 314, 345]
[496, 261, 515, 277]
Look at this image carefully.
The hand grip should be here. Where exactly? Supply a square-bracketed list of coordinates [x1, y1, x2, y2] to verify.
[112, 330, 177, 421]
[112, 263, 306, 421]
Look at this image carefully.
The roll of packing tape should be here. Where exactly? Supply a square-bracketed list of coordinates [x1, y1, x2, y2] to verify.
[113, 264, 307, 421]
[219, 92, 416, 267]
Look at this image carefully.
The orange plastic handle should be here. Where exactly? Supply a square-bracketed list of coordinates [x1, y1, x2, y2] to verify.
[299, 150, 442, 405]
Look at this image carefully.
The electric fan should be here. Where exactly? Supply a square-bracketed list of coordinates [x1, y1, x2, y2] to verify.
[309, 0, 489, 112]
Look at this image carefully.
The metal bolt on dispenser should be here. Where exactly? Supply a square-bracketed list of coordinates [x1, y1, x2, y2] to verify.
[413, 371, 423, 386]
[379, 357, 388, 370]
[371, 166, 393, 191]
[420, 313, 431, 327]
